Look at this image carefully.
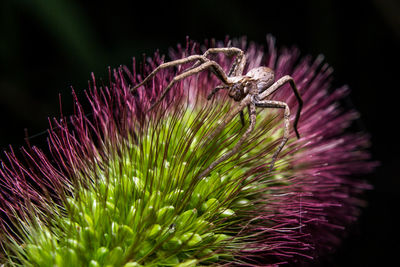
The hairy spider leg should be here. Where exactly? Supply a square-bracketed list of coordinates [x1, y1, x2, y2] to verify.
[188, 47, 245, 76]
[205, 48, 247, 97]
[195, 103, 257, 180]
[131, 55, 209, 92]
[148, 60, 231, 111]
[259, 75, 303, 138]
[252, 98, 291, 171]
[227, 50, 249, 126]
[206, 84, 230, 100]
[182, 48, 246, 102]
[204, 47, 246, 76]
[191, 47, 246, 96]
[198, 47, 249, 126]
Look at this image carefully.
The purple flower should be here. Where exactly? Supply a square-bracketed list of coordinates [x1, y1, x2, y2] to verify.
[0, 36, 376, 266]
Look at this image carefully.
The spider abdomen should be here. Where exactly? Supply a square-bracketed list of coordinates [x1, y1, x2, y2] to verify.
[246, 67, 275, 92]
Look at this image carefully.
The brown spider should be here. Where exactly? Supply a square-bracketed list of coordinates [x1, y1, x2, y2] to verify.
[132, 47, 303, 179]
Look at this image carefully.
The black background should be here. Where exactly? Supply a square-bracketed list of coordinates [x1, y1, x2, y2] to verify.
[0, 0, 398, 266]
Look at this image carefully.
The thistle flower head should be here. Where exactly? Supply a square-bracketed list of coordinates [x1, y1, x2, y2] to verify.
[0, 36, 375, 266]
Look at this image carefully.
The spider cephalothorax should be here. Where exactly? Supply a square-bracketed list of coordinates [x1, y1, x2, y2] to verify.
[132, 47, 303, 179]
[226, 67, 275, 101]
[226, 79, 250, 101]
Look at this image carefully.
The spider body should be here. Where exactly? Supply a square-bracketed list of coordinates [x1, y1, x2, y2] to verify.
[132, 47, 303, 179]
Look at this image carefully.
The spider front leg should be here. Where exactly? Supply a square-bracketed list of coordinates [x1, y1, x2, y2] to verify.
[189, 47, 246, 77]
[252, 97, 292, 171]
[206, 84, 229, 100]
[198, 47, 248, 126]
[198, 48, 247, 100]
[131, 55, 208, 92]
[148, 60, 230, 111]
[203, 47, 246, 76]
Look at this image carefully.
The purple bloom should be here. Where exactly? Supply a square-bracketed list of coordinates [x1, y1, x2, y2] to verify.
[0, 36, 376, 266]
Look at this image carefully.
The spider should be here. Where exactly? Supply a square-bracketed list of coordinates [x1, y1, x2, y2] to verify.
[132, 47, 303, 179]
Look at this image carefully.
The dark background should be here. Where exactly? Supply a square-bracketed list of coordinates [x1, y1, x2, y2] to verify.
[0, 0, 398, 265]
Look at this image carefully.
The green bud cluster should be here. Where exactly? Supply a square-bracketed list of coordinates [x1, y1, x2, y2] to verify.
[5, 102, 289, 266]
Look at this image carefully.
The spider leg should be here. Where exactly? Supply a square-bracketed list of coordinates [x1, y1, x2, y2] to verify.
[132, 55, 208, 91]
[201, 48, 247, 102]
[203, 48, 246, 76]
[199, 48, 248, 128]
[189, 47, 246, 76]
[252, 98, 291, 172]
[258, 75, 303, 138]
[206, 84, 229, 100]
[148, 60, 230, 111]
[203, 47, 243, 58]
[195, 103, 257, 180]
[202, 48, 250, 130]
